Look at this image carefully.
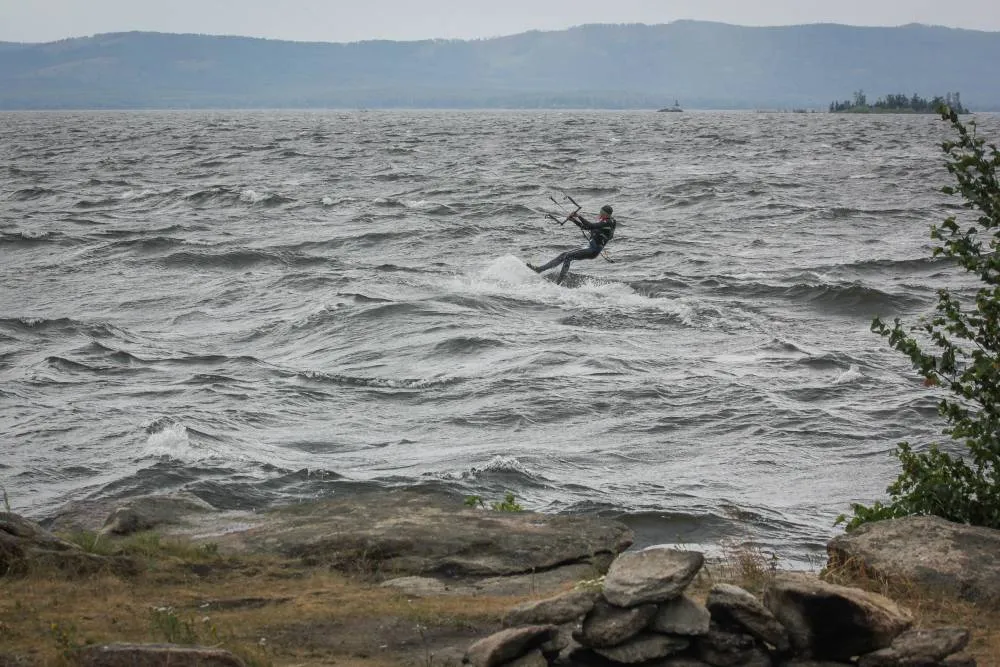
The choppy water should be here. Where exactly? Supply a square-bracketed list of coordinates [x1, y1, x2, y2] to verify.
[3, 109, 996, 567]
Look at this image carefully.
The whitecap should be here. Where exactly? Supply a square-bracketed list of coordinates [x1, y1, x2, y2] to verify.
[471, 455, 530, 475]
[453, 254, 699, 325]
[143, 419, 198, 459]
[833, 364, 864, 384]
[120, 189, 155, 200]
[240, 189, 264, 204]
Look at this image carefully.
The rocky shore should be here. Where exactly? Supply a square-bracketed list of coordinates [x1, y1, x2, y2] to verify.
[2, 488, 999, 666]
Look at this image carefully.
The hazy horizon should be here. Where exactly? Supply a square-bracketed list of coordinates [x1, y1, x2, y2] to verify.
[2, 0, 999, 45]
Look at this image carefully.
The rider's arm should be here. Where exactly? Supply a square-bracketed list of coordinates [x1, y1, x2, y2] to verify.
[572, 215, 602, 231]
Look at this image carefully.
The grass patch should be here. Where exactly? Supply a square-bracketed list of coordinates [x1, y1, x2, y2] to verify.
[65, 530, 219, 561]
[0, 540, 521, 667]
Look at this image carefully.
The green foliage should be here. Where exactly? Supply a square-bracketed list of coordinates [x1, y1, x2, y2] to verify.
[841, 106, 1000, 530]
[491, 492, 523, 512]
[464, 492, 524, 512]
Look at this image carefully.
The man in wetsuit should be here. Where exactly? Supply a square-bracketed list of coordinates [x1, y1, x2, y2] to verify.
[529, 204, 616, 285]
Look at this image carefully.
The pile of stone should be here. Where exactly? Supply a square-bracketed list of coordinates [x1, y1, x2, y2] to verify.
[465, 547, 974, 667]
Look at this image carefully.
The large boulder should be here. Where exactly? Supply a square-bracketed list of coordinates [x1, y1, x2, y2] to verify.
[44, 492, 215, 534]
[573, 600, 658, 648]
[649, 594, 712, 636]
[593, 633, 691, 664]
[707, 583, 791, 652]
[694, 626, 765, 667]
[857, 627, 970, 667]
[763, 573, 913, 661]
[502, 587, 601, 627]
[601, 546, 704, 607]
[149, 488, 633, 578]
[828, 515, 1000, 609]
[464, 625, 556, 667]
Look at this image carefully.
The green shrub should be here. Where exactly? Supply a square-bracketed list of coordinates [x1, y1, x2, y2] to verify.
[463, 492, 523, 512]
[490, 492, 523, 512]
[839, 106, 1000, 530]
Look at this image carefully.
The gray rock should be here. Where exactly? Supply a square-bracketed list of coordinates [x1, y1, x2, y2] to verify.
[778, 662, 856, 667]
[379, 575, 450, 596]
[45, 492, 215, 534]
[465, 625, 556, 667]
[602, 547, 705, 607]
[592, 633, 691, 664]
[694, 627, 760, 667]
[857, 627, 970, 667]
[707, 583, 791, 651]
[503, 587, 601, 627]
[383, 563, 601, 597]
[503, 649, 548, 667]
[763, 573, 913, 661]
[650, 594, 712, 636]
[828, 516, 1000, 609]
[539, 623, 574, 662]
[76, 643, 244, 667]
[151, 488, 633, 578]
[100, 493, 217, 535]
[0, 512, 132, 575]
[574, 600, 658, 648]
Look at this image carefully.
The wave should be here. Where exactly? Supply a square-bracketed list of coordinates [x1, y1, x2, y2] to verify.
[294, 369, 462, 390]
[469, 455, 532, 477]
[43, 354, 153, 377]
[239, 189, 295, 206]
[106, 236, 190, 253]
[8, 187, 60, 201]
[829, 255, 956, 276]
[183, 187, 294, 208]
[85, 178, 132, 187]
[74, 197, 121, 209]
[778, 282, 928, 315]
[431, 335, 507, 355]
[0, 230, 80, 247]
[158, 248, 328, 269]
[713, 279, 928, 316]
[0, 317, 128, 341]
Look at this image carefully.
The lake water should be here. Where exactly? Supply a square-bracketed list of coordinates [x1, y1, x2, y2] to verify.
[3, 109, 996, 568]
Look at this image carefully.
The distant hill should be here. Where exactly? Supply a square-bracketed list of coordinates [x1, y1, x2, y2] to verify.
[1, 21, 998, 110]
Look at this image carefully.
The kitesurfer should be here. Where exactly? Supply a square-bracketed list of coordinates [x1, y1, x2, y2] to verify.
[529, 204, 616, 285]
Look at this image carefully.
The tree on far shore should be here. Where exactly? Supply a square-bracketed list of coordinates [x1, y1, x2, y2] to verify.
[839, 106, 1000, 530]
[830, 91, 968, 114]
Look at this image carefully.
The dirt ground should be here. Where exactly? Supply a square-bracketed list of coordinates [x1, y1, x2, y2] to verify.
[0, 553, 551, 667]
[1, 537, 998, 666]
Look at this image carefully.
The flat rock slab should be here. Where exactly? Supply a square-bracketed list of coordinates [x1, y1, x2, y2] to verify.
[155, 488, 633, 577]
[828, 515, 1000, 608]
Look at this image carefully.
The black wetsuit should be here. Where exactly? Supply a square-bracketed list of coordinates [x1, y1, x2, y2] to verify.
[533, 214, 616, 284]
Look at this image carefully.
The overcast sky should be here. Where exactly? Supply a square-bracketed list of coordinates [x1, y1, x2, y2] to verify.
[2, 0, 999, 44]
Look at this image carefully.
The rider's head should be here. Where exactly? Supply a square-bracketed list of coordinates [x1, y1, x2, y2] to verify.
[600, 204, 613, 219]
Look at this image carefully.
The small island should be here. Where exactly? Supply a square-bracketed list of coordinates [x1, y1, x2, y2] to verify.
[657, 100, 683, 113]
[830, 90, 968, 114]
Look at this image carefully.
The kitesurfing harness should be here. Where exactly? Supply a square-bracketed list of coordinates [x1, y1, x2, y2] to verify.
[545, 196, 617, 262]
